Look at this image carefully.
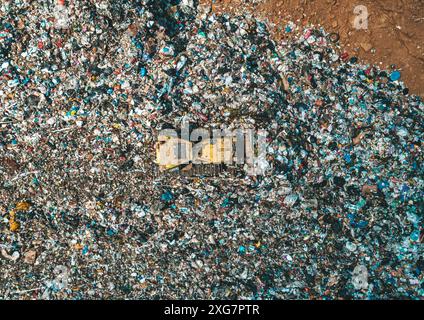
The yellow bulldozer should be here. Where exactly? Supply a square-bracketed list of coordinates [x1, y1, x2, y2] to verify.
[156, 135, 234, 170]
[155, 128, 265, 176]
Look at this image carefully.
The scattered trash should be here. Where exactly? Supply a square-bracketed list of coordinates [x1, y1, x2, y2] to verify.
[0, 0, 422, 300]
[390, 70, 402, 81]
[23, 250, 37, 265]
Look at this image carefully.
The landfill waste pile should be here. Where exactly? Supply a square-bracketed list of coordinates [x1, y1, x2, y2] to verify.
[0, 0, 423, 299]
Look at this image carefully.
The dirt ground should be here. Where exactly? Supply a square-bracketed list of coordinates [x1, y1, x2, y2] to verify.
[202, 0, 424, 97]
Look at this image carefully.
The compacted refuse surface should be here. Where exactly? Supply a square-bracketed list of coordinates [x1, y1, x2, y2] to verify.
[0, 0, 423, 299]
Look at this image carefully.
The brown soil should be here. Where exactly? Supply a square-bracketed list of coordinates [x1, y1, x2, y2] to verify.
[202, 0, 424, 96]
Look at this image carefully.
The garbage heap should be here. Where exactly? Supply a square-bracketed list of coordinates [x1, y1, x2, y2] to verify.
[0, 0, 423, 299]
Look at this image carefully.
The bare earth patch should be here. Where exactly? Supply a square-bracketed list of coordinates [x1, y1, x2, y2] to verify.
[205, 0, 424, 96]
